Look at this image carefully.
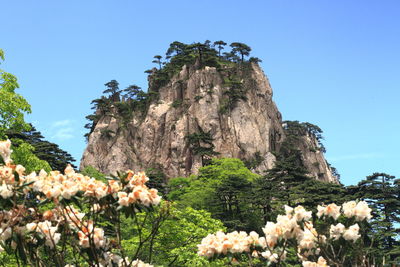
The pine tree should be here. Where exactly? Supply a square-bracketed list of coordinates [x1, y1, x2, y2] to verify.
[152, 55, 163, 70]
[7, 125, 76, 170]
[103, 80, 121, 102]
[356, 173, 400, 263]
[230, 42, 252, 62]
[213, 40, 227, 57]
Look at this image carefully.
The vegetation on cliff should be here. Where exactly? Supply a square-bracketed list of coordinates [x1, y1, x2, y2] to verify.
[84, 40, 260, 139]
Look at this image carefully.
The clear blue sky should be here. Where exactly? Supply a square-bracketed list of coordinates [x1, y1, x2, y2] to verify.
[2, 0, 399, 185]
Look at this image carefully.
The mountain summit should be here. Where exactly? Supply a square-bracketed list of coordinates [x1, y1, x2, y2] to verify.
[81, 41, 338, 183]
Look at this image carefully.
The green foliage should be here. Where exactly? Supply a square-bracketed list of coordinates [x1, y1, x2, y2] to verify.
[7, 125, 76, 170]
[152, 55, 163, 70]
[84, 41, 259, 140]
[103, 79, 121, 101]
[148, 40, 256, 93]
[213, 40, 227, 57]
[197, 158, 258, 182]
[230, 42, 252, 62]
[100, 128, 115, 139]
[85, 82, 154, 139]
[0, 49, 31, 139]
[354, 173, 400, 263]
[10, 140, 51, 173]
[166, 176, 191, 201]
[168, 158, 260, 231]
[0, 255, 17, 266]
[220, 76, 247, 112]
[80, 165, 107, 182]
[243, 151, 264, 170]
[119, 201, 226, 266]
[186, 129, 219, 166]
[283, 120, 326, 153]
[151, 206, 226, 266]
[145, 166, 167, 195]
[170, 99, 182, 108]
[194, 95, 203, 102]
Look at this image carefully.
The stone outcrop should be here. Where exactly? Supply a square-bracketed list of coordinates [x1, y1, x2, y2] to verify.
[80, 63, 338, 183]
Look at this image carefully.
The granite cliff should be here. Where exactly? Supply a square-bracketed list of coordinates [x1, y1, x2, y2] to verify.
[81, 57, 337, 183]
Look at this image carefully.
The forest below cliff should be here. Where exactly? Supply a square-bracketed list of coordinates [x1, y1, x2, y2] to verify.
[0, 42, 399, 266]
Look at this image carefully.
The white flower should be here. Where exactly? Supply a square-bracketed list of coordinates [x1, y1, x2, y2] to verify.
[302, 256, 328, 267]
[0, 227, 12, 241]
[317, 205, 325, 218]
[298, 228, 316, 250]
[317, 203, 341, 220]
[0, 140, 12, 164]
[284, 205, 294, 215]
[45, 232, 61, 248]
[0, 183, 13, 199]
[261, 250, 278, 262]
[26, 222, 38, 232]
[127, 259, 153, 267]
[64, 164, 75, 177]
[343, 224, 360, 242]
[294, 206, 312, 222]
[354, 201, 372, 221]
[342, 201, 356, 217]
[325, 203, 341, 220]
[329, 223, 345, 240]
[15, 165, 25, 176]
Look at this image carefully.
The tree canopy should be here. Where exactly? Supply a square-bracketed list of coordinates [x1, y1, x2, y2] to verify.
[7, 125, 76, 170]
[0, 49, 31, 138]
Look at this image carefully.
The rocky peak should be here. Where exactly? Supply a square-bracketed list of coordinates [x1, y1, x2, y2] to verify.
[81, 61, 338, 184]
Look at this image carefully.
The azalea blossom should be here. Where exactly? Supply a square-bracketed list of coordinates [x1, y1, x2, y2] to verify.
[341, 201, 372, 221]
[35, 221, 61, 248]
[317, 203, 341, 220]
[302, 256, 328, 267]
[0, 182, 13, 199]
[343, 224, 360, 242]
[353, 201, 372, 221]
[0, 140, 12, 164]
[342, 201, 357, 217]
[329, 223, 345, 240]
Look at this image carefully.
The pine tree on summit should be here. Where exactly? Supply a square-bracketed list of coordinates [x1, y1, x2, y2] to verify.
[152, 55, 163, 70]
[123, 85, 142, 100]
[213, 40, 227, 57]
[103, 80, 121, 102]
[230, 42, 252, 62]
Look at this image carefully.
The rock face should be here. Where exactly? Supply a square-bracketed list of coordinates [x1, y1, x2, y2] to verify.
[81, 63, 337, 183]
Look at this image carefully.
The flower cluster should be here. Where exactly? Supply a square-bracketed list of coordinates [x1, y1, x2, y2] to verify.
[302, 256, 329, 267]
[26, 220, 61, 248]
[197, 230, 265, 257]
[117, 171, 161, 207]
[198, 201, 372, 266]
[317, 201, 371, 221]
[0, 141, 161, 209]
[78, 224, 105, 248]
[22, 166, 161, 207]
[329, 223, 360, 242]
[0, 140, 159, 266]
[65, 257, 153, 267]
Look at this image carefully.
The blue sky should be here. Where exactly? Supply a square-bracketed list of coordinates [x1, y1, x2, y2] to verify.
[2, 0, 399, 185]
